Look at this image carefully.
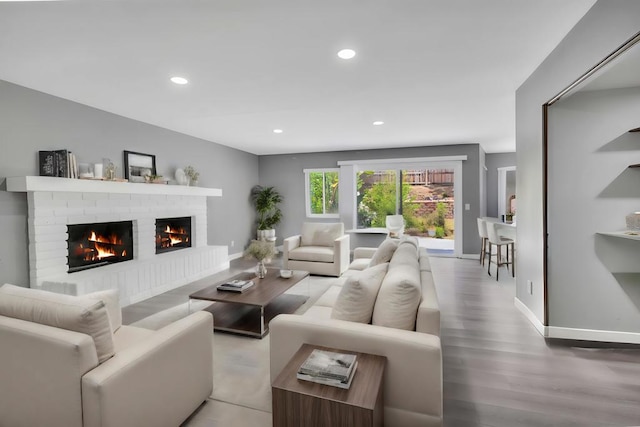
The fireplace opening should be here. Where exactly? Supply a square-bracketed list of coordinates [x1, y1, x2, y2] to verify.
[67, 221, 134, 273]
[156, 217, 192, 254]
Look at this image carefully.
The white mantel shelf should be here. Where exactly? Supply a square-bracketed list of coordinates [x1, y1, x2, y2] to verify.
[6, 176, 222, 197]
[597, 231, 640, 241]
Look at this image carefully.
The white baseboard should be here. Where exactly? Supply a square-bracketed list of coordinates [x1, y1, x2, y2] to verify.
[514, 297, 640, 344]
[546, 326, 640, 344]
[460, 253, 480, 260]
[514, 297, 546, 336]
[228, 252, 244, 261]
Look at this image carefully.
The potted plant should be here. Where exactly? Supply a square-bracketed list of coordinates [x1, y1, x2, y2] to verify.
[184, 166, 200, 186]
[244, 239, 277, 278]
[250, 185, 283, 240]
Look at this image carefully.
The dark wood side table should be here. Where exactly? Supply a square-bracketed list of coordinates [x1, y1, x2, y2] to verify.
[272, 344, 386, 427]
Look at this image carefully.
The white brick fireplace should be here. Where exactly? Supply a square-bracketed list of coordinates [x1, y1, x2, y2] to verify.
[7, 176, 229, 306]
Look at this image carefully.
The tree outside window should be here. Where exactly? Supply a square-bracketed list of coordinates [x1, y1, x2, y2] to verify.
[306, 169, 339, 217]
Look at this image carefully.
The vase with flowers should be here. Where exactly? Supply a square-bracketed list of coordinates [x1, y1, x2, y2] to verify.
[244, 240, 276, 279]
[184, 165, 200, 186]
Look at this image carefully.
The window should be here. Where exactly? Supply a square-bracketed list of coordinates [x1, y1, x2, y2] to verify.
[304, 169, 339, 218]
[356, 168, 455, 239]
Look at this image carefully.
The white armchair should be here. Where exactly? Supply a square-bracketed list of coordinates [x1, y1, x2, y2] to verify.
[283, 222, 350, 276]
[386, 214, 406, 238]
[0, 284, 213, 427]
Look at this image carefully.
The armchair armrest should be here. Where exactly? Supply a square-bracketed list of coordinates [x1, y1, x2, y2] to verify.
[283, 235, 301, 269]
[270, 314, 442, 425]
[333, 234, 350, 274]
[82, 311, 213, 427]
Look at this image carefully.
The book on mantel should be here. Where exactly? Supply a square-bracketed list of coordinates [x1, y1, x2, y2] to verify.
[296, 349, 358, 389]
[216, 279, 254, 293]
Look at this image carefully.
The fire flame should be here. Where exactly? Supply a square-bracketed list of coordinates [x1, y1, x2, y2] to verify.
[159, 225, 189, 248]
[81, 230, 125, 261]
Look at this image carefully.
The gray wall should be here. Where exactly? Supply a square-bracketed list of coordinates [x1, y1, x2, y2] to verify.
[259, 144, 482, 255]
[515, 0, 640, 324]
[548, 87, 640, 331]
[485, 152, 516, 218]
[0, 80, 258, 287]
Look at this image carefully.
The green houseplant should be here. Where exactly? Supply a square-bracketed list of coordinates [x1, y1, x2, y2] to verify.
[250, 185, 283, 235]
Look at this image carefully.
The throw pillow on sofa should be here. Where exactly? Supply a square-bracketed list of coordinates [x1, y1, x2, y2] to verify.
[368, 239, 399, 267]
[331, 262, 389, 323]
[0, 284, 115, 363]
[84, 289, 122, 332]
[372, 263, 422, 330]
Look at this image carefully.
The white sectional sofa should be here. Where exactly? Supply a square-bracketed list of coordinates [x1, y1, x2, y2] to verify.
[270, 238, 443, 427]
[0, 284, 214, 427]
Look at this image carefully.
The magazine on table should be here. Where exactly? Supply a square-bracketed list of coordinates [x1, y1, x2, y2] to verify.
[217, 279, 254, 292]
[297, 349, 357, 384]
[297, 361, 358, 389]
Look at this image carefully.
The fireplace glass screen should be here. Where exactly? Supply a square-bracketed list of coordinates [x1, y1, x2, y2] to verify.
[156, 217, 192, 254]
[67, 221, 134, 273]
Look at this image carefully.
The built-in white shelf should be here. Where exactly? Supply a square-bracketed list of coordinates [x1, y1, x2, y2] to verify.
[597, 231, 640, 241]
[6, 176, 222, 197]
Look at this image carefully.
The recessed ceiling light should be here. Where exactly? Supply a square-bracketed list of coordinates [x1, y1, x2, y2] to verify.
[337, 49, 356, 60]
[170, 76, 188, 85]
[273, 129, 283, 134]
[373, 121, 384, 126]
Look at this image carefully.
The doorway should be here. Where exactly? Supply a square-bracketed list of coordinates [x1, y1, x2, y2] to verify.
[498, 166, 516, 223]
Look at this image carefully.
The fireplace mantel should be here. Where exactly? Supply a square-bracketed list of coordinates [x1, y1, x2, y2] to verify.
[8, 175, 228, 306]
[6, 176, 222, 197]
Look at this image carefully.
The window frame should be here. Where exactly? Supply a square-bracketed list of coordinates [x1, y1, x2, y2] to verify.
[303, 168, 340, 218]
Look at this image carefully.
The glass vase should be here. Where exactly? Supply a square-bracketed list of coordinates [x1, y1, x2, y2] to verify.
[256, 261, 267, 279]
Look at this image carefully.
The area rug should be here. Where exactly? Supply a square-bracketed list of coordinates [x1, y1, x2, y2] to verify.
[129, 274, 338, 412]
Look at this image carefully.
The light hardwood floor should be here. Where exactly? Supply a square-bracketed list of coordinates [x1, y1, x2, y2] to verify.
[436, 257, 640, 427]
[123, 255, 640, 427]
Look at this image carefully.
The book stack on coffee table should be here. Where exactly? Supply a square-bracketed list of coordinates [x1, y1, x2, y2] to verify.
[216, 279, 255, 293]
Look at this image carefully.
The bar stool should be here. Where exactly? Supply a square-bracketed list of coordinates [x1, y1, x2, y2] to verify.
[476, 218, 489, 265]
[486, 221, 514, 280]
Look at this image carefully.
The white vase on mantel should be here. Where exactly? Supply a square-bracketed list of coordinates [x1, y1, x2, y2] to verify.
[175, 169, 188, 186]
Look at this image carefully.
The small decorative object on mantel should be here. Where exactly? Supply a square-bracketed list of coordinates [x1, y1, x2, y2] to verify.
[626, 212, 640, 230]
[184, 165, 200, 186]
[144, 174, 167, 184]
[175, 168, 188, 185]
[104, 160, 117, 181]
[244, 239, 276, 279]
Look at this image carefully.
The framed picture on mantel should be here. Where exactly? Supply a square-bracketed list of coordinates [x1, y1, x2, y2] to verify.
[124, 150, 156, 182]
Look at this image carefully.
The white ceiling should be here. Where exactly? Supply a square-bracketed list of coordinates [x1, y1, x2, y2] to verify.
[0, 0, 596, 155]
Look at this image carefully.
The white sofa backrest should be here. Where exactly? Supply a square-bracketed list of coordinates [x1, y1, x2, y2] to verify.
[301, 222, 344, 247]
[0, 284, 114, 363]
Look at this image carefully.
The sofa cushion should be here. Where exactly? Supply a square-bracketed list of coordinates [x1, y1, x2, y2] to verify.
[301, 222, 344, 247]
[400, 235, 420, 253]
[389, 241, 420, 267]
[84, 289, 122, 332]
[112, 324, 153, 353]
[331, 263, 389, 323]
[348, 258, 371, 271]
[368, 239, 399, 267]
[372, 263, 422, 330]
[288, 246, 335, 263]
[0, 284, 115, 363]
[315, 285, 343, 308]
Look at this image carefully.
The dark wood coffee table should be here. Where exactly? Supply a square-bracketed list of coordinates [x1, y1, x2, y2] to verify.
[188, 268, 309, 338]
[272, 344, 386, 427]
